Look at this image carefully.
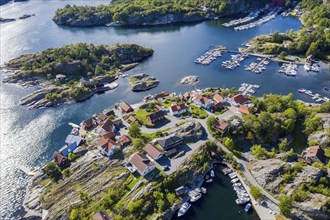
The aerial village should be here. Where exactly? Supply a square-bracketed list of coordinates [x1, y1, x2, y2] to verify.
[46, 85, 329, 219]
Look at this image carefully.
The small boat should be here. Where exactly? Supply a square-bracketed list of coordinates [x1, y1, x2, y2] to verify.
[231, 178, 239, 183]
[236, 197, 250, 205]
[244, 203, 252, 212]
[304, 63, 311, 71]
[178, 202, 191, 217]
[298, 88, 306, 93]
[210, 170, 215, 177]
[200, 187, 207, 194]
[190, 193, 202, 202]
[322, 86, 330, 92]
[206, 179, 213, 183]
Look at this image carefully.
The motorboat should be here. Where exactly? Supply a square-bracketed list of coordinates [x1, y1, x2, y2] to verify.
[231, 178, 239, 183]
[178, 202, 191, 217]
[244, 203, 252, 212]
[210, 170, 215, 177]
[200, 187, 207, 194]
[206, 179, 213, 183]
[190, 193, 202, 202]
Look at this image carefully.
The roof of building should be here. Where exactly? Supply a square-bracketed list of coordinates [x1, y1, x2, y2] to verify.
[158, 134, 183, 149]
[194, 94, 210, 105]
[147, 110, 165, 122]
[104, 109, 115, 117]
[93, 210, 112, 220]
[155, 104, 164, 111]
[238, 105, 250, 115]
[305, 146, 327, 163]
[101, 131, 115, 140]
[130, 153, 155, 173]
[212, 102, 224, 110]
[213, 94, 224, 102]
[53, 151, 68, 166]
[231, 94, 248, 104]
[119, 102, 133, 113]
[215, 119, 229, 131]
[99, 119, 115, 132]
[170, 103, 187, 112]
[79, 77, 90, 83]
[145, 144, 163, 160]
[128, 115, 138, 123]
[65, 135, 83, 145]
[82, 117, 93, 126]
[98, 137, 119, 153]
[112, 119, 122, 126]
[61, 142, 78, 157]
[96, 113, 108, 121]
[154, 91, 170, 99]
[117, 135, 131, 145]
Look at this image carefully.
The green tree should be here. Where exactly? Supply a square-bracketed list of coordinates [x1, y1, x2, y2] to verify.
[128, 121, 141, 138]
[279, 51, 287, 60]
[251, 144, 267, 159]
[69, 208, 79, 220]
[166, 193, 176, 205]
[250, 185, 263, 200]
[279, 138, 288, 152]
[131, 138, 144, 150]
[44, 161, 62, 181]
[224, 137, 234, 151]
[279, 195, 292, 215]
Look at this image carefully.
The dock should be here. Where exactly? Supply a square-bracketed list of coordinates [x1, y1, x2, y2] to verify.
[278, 63, 298, 76]
[195, 45, 228, 65]
[245, 57, 270, 74]
[223, 11, 261, 27]
[238, 83, 260, 96]
[299, 89, 329, 103]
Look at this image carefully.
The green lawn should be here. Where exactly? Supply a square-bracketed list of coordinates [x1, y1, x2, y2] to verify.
[135, 108, 154, 126]
[142, 128, 170, 141]
[162, 100, 172, 108]
[214, 108, 227, 115]
[189, 104, 208, 119]
[127, 175, 142, 190]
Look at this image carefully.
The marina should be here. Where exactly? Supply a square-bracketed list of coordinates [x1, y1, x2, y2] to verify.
[298, 89, 330, 103]
[244, 58, 270, 74]
[223, 11, 261, 27]
[221, 53, 249, 70]
[234, 10, 279, 31]
[195, 45, 228, 65]
[304, 62, 320, 72]
[278, 63, 298, 76]
[238, 83, 260, 97]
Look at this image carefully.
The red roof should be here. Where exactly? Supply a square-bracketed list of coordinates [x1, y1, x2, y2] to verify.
[130, 153, 155, 173]
[170, 103, 187, 112]
[238, 105, 250, 114]
[231, 94, 248, 104]
[194, 94, 210, 104]
[99, 119, 114, 132]
[101, 131, 115, 140]
[213, 94, 224, 102]
[119, 102, 133, 113]
[214, 119, 229, 131]
[98, 138, 119, 153]
[145, 144, 163, 160]
[117, 135, 131, 145]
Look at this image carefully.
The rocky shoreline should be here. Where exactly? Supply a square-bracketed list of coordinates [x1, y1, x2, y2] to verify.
[128, 73, 160, 92]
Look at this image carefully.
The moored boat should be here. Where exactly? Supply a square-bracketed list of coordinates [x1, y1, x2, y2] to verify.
[200, 187, 207, 194]
[206, 179, 213, 183]
[190, 193, 202, 202]
[244, 203, 252, 212]
[178, 202, 191, 217]
[210, 170, 215, 177]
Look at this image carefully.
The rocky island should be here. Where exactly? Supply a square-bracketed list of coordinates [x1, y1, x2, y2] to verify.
[128, 73, 160, 92]
[180, 75, 199, 85]
[2, 43, 153, 109]
[53, 0, 271, 27]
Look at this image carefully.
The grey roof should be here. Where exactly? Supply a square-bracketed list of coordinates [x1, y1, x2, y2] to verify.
[158, 134, 183, 149]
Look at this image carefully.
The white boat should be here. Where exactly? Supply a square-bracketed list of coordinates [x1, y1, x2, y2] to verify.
[236, 197, 250, 204]
[245, 203, 252, 212]
[206, 179, 213, 183]
[200, 187, 207, 194]
[178, 202, 191, 217]
[210, 170, 215, 177]
[190, 193, 202, 202]
[304, 63, 311, 71]
[231, 178, 239, 183]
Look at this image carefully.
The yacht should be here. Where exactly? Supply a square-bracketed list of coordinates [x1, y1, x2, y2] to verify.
[178, 202, 191, 217]
[190, 193, 202, 202]
[206, 179, 213, 183]
[231, 178, 239, 183]
[304, 63, 311, 71]
[210, 170, 215, 177]
[244, 203, 252, 212]
[200, 187, 207, 194]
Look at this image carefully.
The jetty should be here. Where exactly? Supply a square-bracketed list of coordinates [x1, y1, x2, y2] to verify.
[195, 45, 228, 65]
[278, 63, 298, 76]
[245, 57, 270, 74]
[221, 53, 249, 70]
[223, 11, 261, 27]
[234, 9, 279, 31]
[238, 83, 260, 96]
[298, 89, 329, 103]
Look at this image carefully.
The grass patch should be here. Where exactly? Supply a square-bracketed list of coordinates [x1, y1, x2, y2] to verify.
[214, 108, 227, 115]
[141, 128, 170, 141]
[289, 120, 307, 153]
[36, 178, 51, 186]
[135, 108, 154, 126]
[161, 99, 172, 108]
[127, 175, 142, 190]
[189, 104, 208, 119]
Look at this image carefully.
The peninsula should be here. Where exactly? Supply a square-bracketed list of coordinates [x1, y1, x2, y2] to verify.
[23, 87, 330, 220]
[2, 43, 153, 109]
[53, 0, 270, 27]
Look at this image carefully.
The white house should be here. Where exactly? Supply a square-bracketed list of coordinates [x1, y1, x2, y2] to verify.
[129, 153, 156, 176]
[194, 94, 213, 109]
[169, 103, 187, 116]
[97, 137, 120, 157]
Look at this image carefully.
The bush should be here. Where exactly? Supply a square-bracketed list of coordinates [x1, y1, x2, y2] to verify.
[44, 161, 62, 181]
[250, 185, 263, 200]
[279, 195, 292, 215]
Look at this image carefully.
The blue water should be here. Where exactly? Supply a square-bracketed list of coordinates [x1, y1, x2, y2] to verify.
[0, 1, 329, 219]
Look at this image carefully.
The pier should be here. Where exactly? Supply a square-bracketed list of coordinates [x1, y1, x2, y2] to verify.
[223, 11, 260, 27]
[238, 83, 260, 96]
[221, 53, 249, 70]
[234, 10, 278, 31]
[195, 45, 228, 65]
[245, 57, 269, 74]
[278, 63, 298, 76]
[299, 89, 329, 103]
